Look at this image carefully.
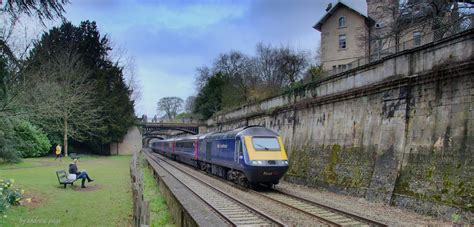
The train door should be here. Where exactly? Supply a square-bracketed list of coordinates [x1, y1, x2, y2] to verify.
[235, 140, 241, 163]
[193, 140, 198, 160]
[199, 140, 204, 160]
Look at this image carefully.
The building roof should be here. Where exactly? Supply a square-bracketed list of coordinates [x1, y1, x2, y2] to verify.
[313, 1, 375, 31]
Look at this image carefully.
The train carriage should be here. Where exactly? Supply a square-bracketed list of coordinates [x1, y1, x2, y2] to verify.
[174, 136, 199, 166]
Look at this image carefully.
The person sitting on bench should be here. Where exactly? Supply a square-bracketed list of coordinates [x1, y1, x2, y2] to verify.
[68, 158, 94, 188]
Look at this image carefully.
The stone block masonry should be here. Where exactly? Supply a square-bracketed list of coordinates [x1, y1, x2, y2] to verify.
[110, 126, 142, 155]
[206, 30, 474, 222]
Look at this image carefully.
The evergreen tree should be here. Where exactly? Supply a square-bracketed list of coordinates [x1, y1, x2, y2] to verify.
[193, 73, 226, 119]
[25, 21, 136, 155]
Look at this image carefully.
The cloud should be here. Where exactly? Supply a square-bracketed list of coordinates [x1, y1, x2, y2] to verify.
[59, 0, 366, 116]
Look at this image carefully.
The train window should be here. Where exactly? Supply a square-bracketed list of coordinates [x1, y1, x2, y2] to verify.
[251, 137, 280, 151]
[176, 142, 194, 150]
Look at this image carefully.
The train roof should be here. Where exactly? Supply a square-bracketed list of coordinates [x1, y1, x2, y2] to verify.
[174, 135, 199, 141]
[152, 126, 278, 142]
[205, 125, 278, 140]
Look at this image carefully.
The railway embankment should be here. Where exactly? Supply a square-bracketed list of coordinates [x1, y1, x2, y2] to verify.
[141, 148, 228, 227]
[205, 29, 474, 222]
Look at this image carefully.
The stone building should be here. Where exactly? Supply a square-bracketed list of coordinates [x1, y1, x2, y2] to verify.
[315, 0, 468, 74]
[313, 2, 373, 73]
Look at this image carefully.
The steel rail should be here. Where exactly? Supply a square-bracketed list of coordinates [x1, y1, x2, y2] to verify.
[255, 189, 388, 227]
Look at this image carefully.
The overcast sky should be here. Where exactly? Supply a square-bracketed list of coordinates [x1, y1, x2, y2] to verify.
[37, 0, 367, 117]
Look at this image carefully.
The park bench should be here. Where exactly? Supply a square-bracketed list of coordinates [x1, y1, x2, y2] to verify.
[56, 170, 76, 188]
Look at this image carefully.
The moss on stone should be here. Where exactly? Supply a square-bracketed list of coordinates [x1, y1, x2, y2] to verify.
[426, 166, 434, 180]
[322, 144, 341, 185]
[286, 146, 311, 178]
[394, 148, 474, 211]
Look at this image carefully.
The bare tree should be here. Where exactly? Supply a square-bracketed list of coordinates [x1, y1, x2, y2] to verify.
[194, 66, 212, 90]
[253, 43, 309, 95]
[123, 56, 142, 103]
[253, 43, 284, 95]
[427, 0, 473, 39]
[24, 50, 103, 156]
[277, 48, 309, 84]
[214, 51, 254, 102]
[370, 0, 473, 56]
[185, 96, 196, 113]
[303, 47, 325, 83]
[157, 97, 183, 120]
[214, 51, 251, 77]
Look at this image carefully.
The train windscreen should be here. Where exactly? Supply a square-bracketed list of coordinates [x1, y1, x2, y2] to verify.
[251, 137, 280, 151]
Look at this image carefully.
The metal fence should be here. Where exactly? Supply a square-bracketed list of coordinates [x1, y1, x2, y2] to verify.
[328, 16, 473, 76]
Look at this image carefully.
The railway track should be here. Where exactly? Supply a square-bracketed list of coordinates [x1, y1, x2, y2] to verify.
[254, 189, 387, 226]
[143, 151, 285, 227]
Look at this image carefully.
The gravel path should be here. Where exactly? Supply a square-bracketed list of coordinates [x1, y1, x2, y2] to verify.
[276, 182, 454, 226]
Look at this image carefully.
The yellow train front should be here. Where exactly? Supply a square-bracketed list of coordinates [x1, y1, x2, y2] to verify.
[197, 126, 289, 187]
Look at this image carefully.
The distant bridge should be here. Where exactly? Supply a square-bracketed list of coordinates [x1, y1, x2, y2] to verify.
[141, 122, 199, 135]
[138, 122, 201, 146]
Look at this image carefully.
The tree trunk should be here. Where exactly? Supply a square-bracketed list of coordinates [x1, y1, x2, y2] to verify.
[63, 117, 68, 157]
[395, 34, 400, 53]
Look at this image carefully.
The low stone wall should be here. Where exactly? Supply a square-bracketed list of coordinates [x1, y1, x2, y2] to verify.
[206, 30, 474, 222]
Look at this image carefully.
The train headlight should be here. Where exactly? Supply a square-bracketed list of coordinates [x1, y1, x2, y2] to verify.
[251, 160, 264, 165]
[283, 160, 289, 165]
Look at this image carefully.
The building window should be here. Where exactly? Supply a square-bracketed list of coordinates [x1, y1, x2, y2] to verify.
[413, 31, 421, 46]
[339, 34, 346, 49]
[338, 16, 346, 28]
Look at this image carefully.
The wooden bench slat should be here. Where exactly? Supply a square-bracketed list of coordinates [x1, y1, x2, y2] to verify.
[56, 170, 76, 188]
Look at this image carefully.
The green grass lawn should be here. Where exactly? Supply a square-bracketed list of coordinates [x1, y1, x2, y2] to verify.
[140, 155, 174, 227]
[0, 155, 132, 227]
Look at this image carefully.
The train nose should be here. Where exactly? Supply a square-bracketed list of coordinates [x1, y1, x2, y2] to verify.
[245, 166, 289, 183]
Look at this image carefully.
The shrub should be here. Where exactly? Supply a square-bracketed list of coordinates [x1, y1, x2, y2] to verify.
[14, 121, 51, 158]
[0, 196, 8, 213]
[0, 118, 22, 163]
[0, 179, 24, 214]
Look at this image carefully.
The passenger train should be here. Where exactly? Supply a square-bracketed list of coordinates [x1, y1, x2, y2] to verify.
[150, 126, 289, 187]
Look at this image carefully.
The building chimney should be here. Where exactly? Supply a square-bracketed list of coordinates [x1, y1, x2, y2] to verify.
[326, 3, 332, 12]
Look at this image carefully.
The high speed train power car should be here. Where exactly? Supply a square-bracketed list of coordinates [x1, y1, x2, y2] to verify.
[151, 126, 289, 187]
